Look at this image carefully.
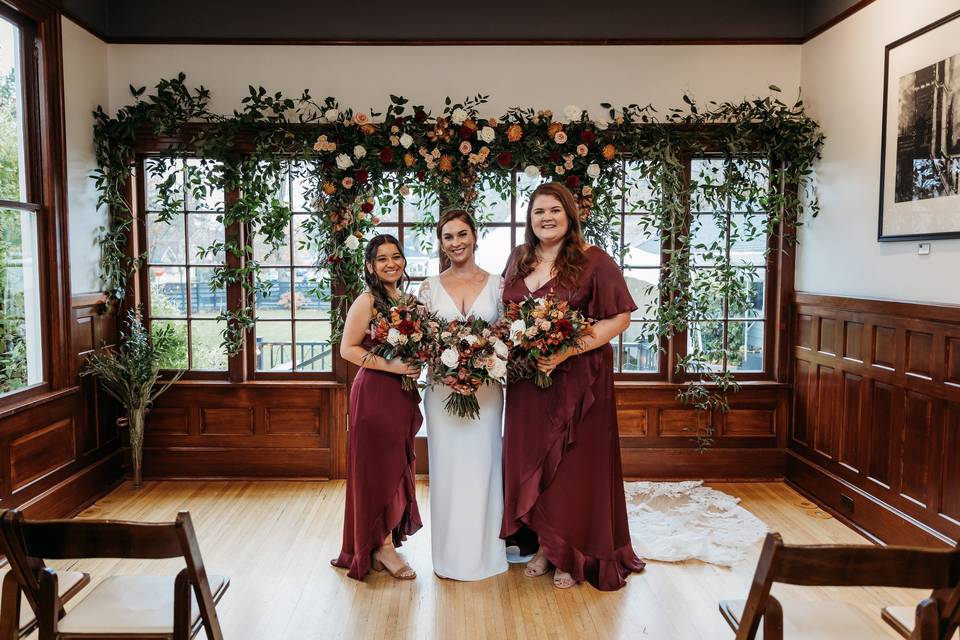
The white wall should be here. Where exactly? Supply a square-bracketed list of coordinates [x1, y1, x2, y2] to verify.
[62, 16, 108, 294]
[796, 0, 960, 304]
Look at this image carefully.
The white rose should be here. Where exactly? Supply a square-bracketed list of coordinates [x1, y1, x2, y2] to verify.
[343, 235, 360, 251]
[479, 126, 495, 143]
[524, 165, 540, 179]
[323, 108, 340, 122]
[594, 119, 609, 130]
[563, 105, 583, 122]
[399, 133, 414, 148]
[464, 334, 478, 345]
[493, 339, 509, 358]
[488, 357, 507, 380]
[451, 108, 468, 125]
[335, 154, 353, 170]
[353, 145, 367, 159]
[587, 163, 601, 179]
[440, 347, 460, 368]
[387, 328, 401, 346]
[509, 319, 526, 340]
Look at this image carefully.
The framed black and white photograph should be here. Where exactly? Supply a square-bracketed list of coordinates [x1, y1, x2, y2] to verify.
[879, 9, 960, 241]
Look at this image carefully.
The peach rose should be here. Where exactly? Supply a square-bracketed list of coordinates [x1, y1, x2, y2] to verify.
[353, 112, 370, 125]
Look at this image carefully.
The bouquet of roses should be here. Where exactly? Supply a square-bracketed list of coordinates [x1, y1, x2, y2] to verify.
[368, 298, 440, 391]
[504, 293, 594, 389]
[431, 317, 509, 419]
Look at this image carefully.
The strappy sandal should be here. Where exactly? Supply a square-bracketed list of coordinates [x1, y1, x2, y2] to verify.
[372, 551, 417, 580]
[553, 569, 577, 589]
[524, 552, 550, 578]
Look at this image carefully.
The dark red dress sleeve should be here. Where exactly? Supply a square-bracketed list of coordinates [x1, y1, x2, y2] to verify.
[587, 248, 637, 319]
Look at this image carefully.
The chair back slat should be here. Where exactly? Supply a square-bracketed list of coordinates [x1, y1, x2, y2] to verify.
[776, 545, 960, 589]
[17, 519, 183, 559]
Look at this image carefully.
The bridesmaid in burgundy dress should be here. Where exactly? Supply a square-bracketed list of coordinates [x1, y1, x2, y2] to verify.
[502, 182, 645, 591]
[331, 234, 423, 581]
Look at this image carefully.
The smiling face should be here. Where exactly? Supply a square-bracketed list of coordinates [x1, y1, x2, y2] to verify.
[367, 241, 405, 286]
[440, 217, 477, 266]
[529, 194, 570, 245]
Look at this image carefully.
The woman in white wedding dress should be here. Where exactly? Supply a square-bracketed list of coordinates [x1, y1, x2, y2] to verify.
[418, 209, 508, 581]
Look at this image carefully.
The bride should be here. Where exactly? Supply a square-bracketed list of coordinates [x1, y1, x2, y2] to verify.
[418, 209, 508, 581]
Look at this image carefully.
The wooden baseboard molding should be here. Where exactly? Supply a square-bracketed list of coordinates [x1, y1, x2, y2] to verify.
[142, 447, 332, 479]
[786, 451, 955, 547]
[18, 450, 123, 519]
[621, 447, 785, 481]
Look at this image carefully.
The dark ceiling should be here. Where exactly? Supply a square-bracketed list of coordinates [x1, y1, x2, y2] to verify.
[58, 0, 871, 44]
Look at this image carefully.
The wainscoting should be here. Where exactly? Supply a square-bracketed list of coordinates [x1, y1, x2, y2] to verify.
[788, 293, 960, 547]
[0, 295, 122, 517]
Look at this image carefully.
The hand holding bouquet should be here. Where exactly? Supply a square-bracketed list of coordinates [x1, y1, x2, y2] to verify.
[504, 294, 594, 389]
[431, 317, 509, 419]
[368, 298, 440, 391]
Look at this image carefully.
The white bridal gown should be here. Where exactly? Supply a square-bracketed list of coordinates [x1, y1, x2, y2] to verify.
[419, 273, 509, 581]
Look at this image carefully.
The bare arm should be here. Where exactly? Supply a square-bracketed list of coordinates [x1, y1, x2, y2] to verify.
[339, 293, 420, 376]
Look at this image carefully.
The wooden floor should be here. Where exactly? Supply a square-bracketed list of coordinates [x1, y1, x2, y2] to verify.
[35, 480, 929, 640]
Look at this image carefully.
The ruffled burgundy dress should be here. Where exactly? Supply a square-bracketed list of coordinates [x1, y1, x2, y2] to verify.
[501, 246, 645, 591]
[331, 335, 423, 580]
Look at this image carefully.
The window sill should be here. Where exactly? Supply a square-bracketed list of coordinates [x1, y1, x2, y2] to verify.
[0, 385, 77, 420]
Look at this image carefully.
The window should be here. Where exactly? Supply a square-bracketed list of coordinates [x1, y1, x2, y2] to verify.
[0, 13, 42, 397]
[144, 159, 227, 371]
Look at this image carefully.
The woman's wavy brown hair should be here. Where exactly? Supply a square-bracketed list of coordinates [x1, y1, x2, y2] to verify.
[508, 182, 588, 289]
[436, 209, 478, 250]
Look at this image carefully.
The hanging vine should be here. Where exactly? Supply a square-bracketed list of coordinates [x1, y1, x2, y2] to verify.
[93, 74, 823, 444]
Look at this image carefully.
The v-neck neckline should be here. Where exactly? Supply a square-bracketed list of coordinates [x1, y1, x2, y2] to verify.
[438, 272, 491, 318]
[522, 275, 556, 295]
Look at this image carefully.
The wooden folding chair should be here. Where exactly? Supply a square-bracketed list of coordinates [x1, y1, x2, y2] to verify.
[1, 509, 229, 640]
[719, 532, 960, 640]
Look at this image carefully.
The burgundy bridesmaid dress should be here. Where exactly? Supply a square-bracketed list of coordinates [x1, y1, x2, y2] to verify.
[332, 335, 423, 580]
[501, 246, 645, 591]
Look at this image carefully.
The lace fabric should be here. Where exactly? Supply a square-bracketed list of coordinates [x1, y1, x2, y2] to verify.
[624, 481, 767, 567]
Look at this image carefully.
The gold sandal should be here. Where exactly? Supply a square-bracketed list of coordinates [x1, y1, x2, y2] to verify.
[372, 552, 417, 580]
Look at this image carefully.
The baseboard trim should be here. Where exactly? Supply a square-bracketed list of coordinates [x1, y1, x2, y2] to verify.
[786, 451, 955, 547]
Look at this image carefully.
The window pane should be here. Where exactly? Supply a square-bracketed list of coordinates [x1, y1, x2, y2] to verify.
[256, 321, 293, 371]
[403, 192, 437, 223]
[621, 322, 658, 373]
[513, 226, 526, 248]
[0, 19, 25, 202]
[623, 215, 660, 267]
[374, 194, 399, 223]
[187, 214, 224, 265]
[293, 215, 319, 266]
[516, 170, 544, 213]
[403, 228, 438, 278]
[256, 268, 292, 320]
[478, 182, 511, 222]
[294, 321, 333, 372]
[0, 208, 42, 394]
[730, 214, 768, 266]
[254, 219, 291, 266]
[149, 266, 187, 317]
[145, 159, 183, 212]
[729, 321, 764, 372]
[294, 268, 329, 319]
[624, 161, 653, 212]
[291, 163, 313, 211]
[475, 226, 512, 276]
[728, 268, 765, 320]
[189, 267, 225, 318]
[152, 320, 188, 369]
[184, 159, 224, 211]
[191, 320, 227, 370]
[147, 213, 185, 264]
[623, 267, 659, 320]
[690, 268, 725, 320]
[690, 213, 726, 266]
[687, 321, 725, 372]
[690, 158, 725, 213]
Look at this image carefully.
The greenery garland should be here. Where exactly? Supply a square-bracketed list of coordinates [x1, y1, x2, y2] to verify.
[93, 74, 823, 446]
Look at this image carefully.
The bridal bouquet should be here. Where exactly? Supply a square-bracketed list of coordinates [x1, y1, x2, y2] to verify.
[504, 294, 594, 389]
[431, 317, 509, 419]
[368, 298, 440, 391]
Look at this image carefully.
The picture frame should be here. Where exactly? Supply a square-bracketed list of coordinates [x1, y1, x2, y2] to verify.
[878, 9, 960, 241]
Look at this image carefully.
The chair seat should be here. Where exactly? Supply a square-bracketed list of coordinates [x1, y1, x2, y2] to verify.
[882, 605, 960, 639]
[57, 574, 228, 635]
[720, 599, 904, 639]
[15, 569, 88, 630]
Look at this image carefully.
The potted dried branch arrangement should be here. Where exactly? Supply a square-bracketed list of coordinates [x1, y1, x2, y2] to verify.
[83, 308, 183, 488]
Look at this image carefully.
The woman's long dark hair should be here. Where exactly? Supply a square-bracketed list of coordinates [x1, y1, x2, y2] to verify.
[509, 182, 588, 289]
[363, 234, 410, 315]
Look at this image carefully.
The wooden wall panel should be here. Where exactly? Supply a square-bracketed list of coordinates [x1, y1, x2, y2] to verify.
[10, 418, 75, 490]
[789, 293, 960, 546]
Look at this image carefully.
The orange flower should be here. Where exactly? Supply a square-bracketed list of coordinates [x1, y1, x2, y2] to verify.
[602, 144, 617, 161]
[507, 124, 523, 142]
[322, 181, 337, 195]
[403, 152, 416, 167]
[463, 118, 477, 131]
[361, 123, 376, 135]
[438, 155, 453, 172]
[547, 122, 564, 138]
